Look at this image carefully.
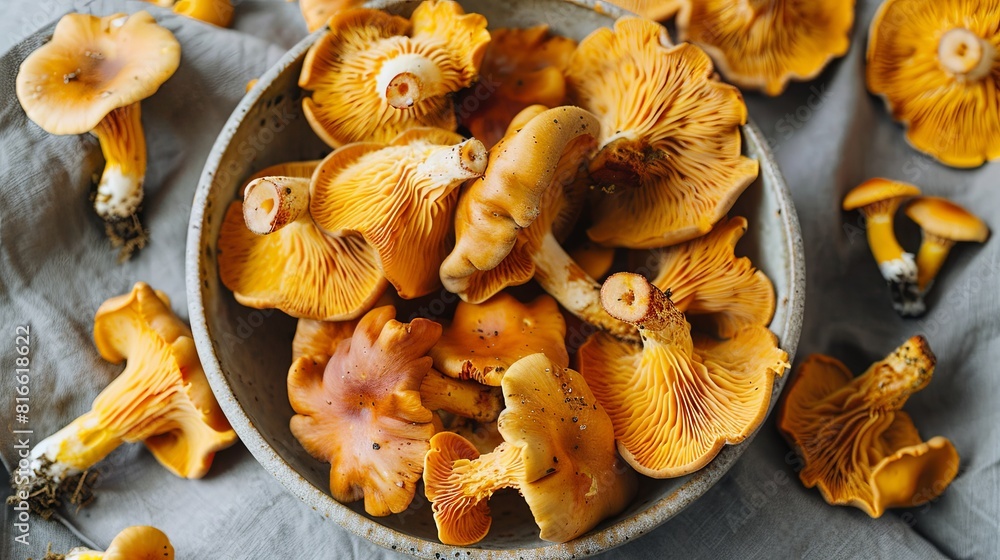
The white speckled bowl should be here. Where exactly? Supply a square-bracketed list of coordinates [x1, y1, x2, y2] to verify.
[185, 1, 805, 557]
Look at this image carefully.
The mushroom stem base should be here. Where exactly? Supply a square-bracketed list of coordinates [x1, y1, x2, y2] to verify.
[8, 456, 99, 520]
[878, 255, 925, 317]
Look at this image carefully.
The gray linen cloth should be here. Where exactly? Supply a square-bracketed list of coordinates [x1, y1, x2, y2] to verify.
[1, 0, 996, 558]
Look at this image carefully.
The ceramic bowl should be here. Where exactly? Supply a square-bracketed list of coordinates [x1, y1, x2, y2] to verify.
[185, 1, 806, 557]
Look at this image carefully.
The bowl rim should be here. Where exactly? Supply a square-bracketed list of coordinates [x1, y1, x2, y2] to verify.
[184, 2, 806, 557]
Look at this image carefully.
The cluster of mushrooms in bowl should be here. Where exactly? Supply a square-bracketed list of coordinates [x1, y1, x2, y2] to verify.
[187, 0, 804, 556]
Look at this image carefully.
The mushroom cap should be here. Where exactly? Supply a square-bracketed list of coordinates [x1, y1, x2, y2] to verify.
[460, 26, 577, 148]
[650, 216, 776, 338]
[671, 0, 854, 96]
[778, 337, 959, 517]
[440, 105, 600, 301]
[299, 2, 490, 147]
[15, 12, 181, 135]
[497, 353, 637, 543]
[310, 128, 486, 299]
[288, 305, 441, 516]
[218, 161, 387, 321]
[299, 0, 364, 32]
[842, 177, 921, 211]
[578, 273, 788, 477]
[566, 17, 758, 248]
[429, 293, 569, 386]
[173, 0, 234, 27]
[292, 317, 360, 361]
[867, 0, 1000, 167]
[905, 196, 989, 243]
[93, 283, 237, 478]
[103, 525, 174, 560]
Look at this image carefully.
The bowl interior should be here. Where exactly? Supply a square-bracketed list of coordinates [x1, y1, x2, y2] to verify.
[186, 1, 804, 557]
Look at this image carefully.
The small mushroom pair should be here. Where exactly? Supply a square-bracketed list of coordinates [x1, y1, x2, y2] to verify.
[609, 0, 855, 96]
[868, 0, 1000, 167]
[17, 283, 237, 517]
[779, 336, 959, 517]
[15, 12, 181, 259]
[843, 179, 989, 317]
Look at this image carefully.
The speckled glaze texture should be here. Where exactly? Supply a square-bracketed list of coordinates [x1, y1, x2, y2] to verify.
[185, 1, 806, 557]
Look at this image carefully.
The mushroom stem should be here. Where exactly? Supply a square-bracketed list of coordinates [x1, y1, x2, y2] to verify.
[533, 234, 639, 340]
[378, 53, 444, 109]
[91, 102, 146, 222]
[420, 369, 503, 423]
[417, 138, 489, 187]
[856, 335, 935, 410]
[242, 176, 311, 234]
[861, 204, 924, 317]
[600, 272, 690, 350]
[914, 232, 955, 292]
[938, 28, 994, 80]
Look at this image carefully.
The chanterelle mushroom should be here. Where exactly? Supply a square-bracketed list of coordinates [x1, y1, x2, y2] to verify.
[905, 196, 990, 293]
[299, 0, 364, 32]
[429, 293, 569, 386]
[843, 178, 923, 317]
[287, 306, 441, 516]
[439, 105, 601, 302]
[565, 17, 758, 248]
[291, 316, 503, 423]
[309, 128, 486, 298]
[218, 161, 388, 321]
[56, 525, 174, 560]
[16, 283, 237, 517]
[778, 337, 960, 517]
[666, 0, 855, 95]
[867, 0, 1000, 167]
[150, 0, 234, 26]
[578, 273, 788, 477]
[459, 26, 577, 148]
[299, 1, 490, 147]
[423, 353, 637, 545]
[15, 12, 181, 258]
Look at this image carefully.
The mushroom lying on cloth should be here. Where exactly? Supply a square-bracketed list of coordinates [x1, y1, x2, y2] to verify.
[299, 0, 490, 147]
[867, 0, 1000, 167]
[459, 26, 577, 148]
[905, 196, 990, 295]
[54, 525, 174, 559]
[291, 316, 502, 423]
[578, 273, 788, 477]
[310, 128, 487, 298]
[778, 336, 959, 517]
[287, 306, 442, 516]
[148, 0, 234, 26]
[565, 17, 758, 248]
[666, 0, 855, 96]
[423, 353, 636, 545]
[843, 178, 923, 317]
[16, 283, 237, 517]
[218, 161, 387, 321]
[439, 105, 600, 303]
[429, 292, 569, 386]
[15, 12, 181, 259]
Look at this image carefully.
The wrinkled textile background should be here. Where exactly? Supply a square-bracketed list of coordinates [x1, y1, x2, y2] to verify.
[1, 1, 997, 558]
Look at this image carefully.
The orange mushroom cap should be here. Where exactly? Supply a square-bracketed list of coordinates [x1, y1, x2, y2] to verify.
[440, 105, 600, 301]
[288, 306, 441, 516]
[459, 26, 577, 148]
[299, 1, 490, 147]
[299, 0, 364, 32]
[778, 337, 960, 517]
[423, 353, 636, 545]
[171, 0, 234, 27]
[905, 196, 990, 292]
[650, 216, 776, 338]
[218, 161, 388, 321]
[429, 292, 569, 386]
[578, 273, 788, 477]
[867, 0, 1000, 167]
[309, 128, 487, 299]
[565, 17, 758, 248]
[61, 525, 175, 560]
[669, 0, 854, 96]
